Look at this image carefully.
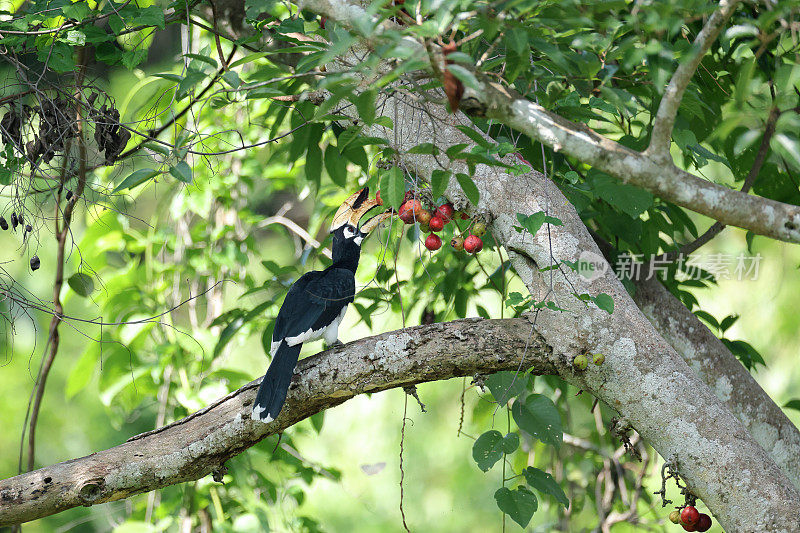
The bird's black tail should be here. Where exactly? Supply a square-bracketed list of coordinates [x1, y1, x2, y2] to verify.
[253, 342, 302, 423]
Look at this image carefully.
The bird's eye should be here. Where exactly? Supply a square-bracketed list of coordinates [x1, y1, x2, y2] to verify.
[344, 225, 355, 238]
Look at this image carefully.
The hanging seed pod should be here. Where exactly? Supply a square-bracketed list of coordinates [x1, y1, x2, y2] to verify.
[17, 213, 23, 226]
[30, 255, 40, 271]
[25, 224, 32, 233]
[0, 217, 7, 230]
[10, 212, 18, 230]
[66, 190, 73, 201]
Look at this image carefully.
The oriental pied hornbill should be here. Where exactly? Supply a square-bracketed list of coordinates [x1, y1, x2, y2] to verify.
[253, 188, 391, 423]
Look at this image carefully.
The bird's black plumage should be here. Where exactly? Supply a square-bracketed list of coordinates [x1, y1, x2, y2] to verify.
[253, 199, 386, 423]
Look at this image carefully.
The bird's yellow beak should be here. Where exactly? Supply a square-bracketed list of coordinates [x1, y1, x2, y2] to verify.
[330, 188, 391, 233]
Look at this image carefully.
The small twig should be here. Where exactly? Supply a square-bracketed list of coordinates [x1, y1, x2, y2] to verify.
[258, 215, 332, 259]
[403, 385, 426, 412]
[207, 0, 229, 71]
[399, 394, 412, 533]
[647, 0, 742, 159]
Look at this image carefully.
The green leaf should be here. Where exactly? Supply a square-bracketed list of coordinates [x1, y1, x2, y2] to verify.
[719, 314, 739, 332]
[494, 486, 537, 528]
[408, 143, 439, 155]
[169, 161, 193, 184]
[62, 2, 91, 21]
[66, 348, 97, 399]
[352, 89, 376, 125]
[261, 322, 275, 356]
[504, 28, 530, 82]
[114, 168, 160, 192]
[592, 293, 614, 314]
[456, 173, 480, 205]
[511, 393, 562, 448]
[324, 144, 348, 186]
[472, 430, 505, 472]
[64, 30, 85, 45]
[68, 273, 94, 297]
[501, 432, 519, 454]
[305, 144, 322, 187]
[455, 126, 491, 148]
[229, 52, 268, 68]
[516, 212, 545, 235]
[773, 134, 800, 170]
[430, 169, 451, 200]
[122, 49, 148, 70]
[380, 167, 405, 209]
[152, 72, 183, 83]
[446, 64, 481, 90]
[215, 315, 245, 359]
[784, 399, 800, 412]
[485, 371, 527, 406]
[131, 5, 166, 29]
[592, 174, 653, 218]
[215, 301, 273, 358]
[523, 467, 569, 507]
[185, 53, 218, 68]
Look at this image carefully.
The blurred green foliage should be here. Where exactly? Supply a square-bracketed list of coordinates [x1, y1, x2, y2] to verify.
[1, 0, 799, 530]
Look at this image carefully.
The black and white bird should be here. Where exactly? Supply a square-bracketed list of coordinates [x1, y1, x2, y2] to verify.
[253, 188, 390, 423]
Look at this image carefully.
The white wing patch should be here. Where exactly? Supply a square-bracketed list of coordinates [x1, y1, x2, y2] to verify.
[282, 306, 348, 347]
[324, 306, 348, 345]
[285, 326, 326, 346]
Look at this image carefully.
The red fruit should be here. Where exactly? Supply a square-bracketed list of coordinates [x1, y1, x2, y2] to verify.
[460, 212, 469, 220]
[681, 506, 700, 527]
[435, 203, 454, 223]
[376, 191, 383, 206]
[424, 234, 442, 251]
[399, 200, 422, 224]
[681, 523, 697, 532]
[429, 216, 445, 232]
[450, 236, 464, 250]
[463, 234, 483, 253]
[695, 514, 712, 532]
[416, 208, 432, 225]
[403, 190, 416, 202]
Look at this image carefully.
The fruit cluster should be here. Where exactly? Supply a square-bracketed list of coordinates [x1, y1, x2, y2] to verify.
[0, 211, 40, 270]
[669, 505, 712, 532]
[379, 191, 486, 253]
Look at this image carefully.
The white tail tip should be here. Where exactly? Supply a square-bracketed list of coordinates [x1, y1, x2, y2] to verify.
[252, 404, 273, 423]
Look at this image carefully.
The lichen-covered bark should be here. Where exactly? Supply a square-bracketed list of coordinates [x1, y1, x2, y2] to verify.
[633, 277, 800, 489]
[338, 71, 800, 529]
[0, 318, 554, 527]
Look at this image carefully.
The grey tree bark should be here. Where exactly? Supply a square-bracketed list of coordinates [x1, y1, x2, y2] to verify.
[0, 318, 553, 526]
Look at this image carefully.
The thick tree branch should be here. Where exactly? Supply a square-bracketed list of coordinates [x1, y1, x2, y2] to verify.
[466, 84, 800, 243]
[633, 277, 800, 489]
[647, 0, 742, 159]
[0, 317, 555, 527]
[297, 0, 800, 246]
[323, 48, 800, 528]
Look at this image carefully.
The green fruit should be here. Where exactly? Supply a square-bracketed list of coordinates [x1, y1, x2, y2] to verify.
[593, 353, 605, 365]
[573, 354, 588, 370]
[472, 221, 487, 236]
[669, 510, 682, 524]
